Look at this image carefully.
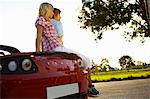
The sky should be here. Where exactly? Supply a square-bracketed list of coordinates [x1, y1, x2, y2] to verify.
[0, 0, 150, 68]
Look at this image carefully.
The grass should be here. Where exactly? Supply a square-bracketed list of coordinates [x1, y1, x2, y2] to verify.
[91, 68, 150, 82]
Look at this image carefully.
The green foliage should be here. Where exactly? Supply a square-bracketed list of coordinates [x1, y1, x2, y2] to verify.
[100, 58, 110, 71]
[91, 69, 150, 82]
[79, 0, 149, 41]
[91, 59, 98, 67]
[119, 55, 135, 69]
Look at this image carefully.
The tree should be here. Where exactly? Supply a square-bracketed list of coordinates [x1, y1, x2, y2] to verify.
[78, 0, 150, 41]
[100, 58, 111, 71]
[91, 60, 101, 73]
[91, 59, 97, 67]
[119, 55, 135, 69]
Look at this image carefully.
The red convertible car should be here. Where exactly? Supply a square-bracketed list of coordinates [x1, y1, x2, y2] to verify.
[0, 45, 88, 99]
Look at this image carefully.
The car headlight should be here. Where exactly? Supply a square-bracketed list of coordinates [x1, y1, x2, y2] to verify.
[8, 61, 17, 71]
[22, 59, 32, 71]
[77, 59, 84, 70]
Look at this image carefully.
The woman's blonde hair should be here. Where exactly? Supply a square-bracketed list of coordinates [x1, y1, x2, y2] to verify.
[39, 2, 53, 17]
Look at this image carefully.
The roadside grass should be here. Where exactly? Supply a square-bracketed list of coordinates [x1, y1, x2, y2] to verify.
[91, 69, 150, 82]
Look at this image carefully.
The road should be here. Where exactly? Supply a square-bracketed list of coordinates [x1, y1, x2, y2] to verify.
[89, 79, 150, 99]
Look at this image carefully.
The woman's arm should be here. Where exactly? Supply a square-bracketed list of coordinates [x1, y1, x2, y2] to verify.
[36, 25, 44, 52]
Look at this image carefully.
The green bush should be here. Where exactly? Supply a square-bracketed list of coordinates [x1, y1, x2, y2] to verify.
[91, 69, 150, 82]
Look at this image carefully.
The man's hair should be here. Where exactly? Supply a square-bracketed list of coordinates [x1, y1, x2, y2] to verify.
[53, 8, 61, 15]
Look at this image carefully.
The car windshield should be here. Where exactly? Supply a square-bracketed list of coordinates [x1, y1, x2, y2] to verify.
[0, 50, 11, 56]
